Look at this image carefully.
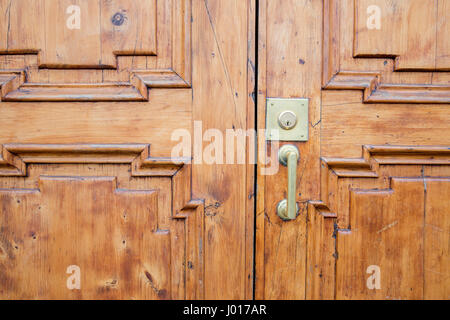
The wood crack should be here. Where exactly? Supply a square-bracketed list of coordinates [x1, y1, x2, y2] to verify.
[204, 0, 239, 117]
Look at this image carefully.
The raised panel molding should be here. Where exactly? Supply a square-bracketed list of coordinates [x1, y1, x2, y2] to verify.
[315, 145, 450, 226]
[323, 0, 450, 104]
[306, 145, 450, 300]
[321, 145, 450, 179]
[0, 143, 196, 214]
[0, 0, 192, 102]
[0, 143, 203, 299]
[0, 70, 190, 102]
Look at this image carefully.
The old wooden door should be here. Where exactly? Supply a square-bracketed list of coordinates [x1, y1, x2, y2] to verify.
[0, 0, 255, 299]
[1, 0, 449, 302]
[256, 0, 450, 300]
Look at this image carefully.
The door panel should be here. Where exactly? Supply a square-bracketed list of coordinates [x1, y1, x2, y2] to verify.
[256, 0, 322, 300]
[0, 145, 202, 299]
[1, 0, 448, 301]
[257, 0, 450, 300]
[0, 0, 255, 299]
[323, 0, 450, 103]
[0, 0, 187, 101]
[308, 156, 450, 300]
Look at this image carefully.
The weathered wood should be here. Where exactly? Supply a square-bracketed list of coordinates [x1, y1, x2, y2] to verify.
[0, 0, 255, 300]
[1, 0, 449, 300]
[0, 143, 204, 299]
[256, 0, 322, 300]
[323, 0, 450, 103]
[258, 0, 450, 300]
[0, 0, 192, 101]
[191, 0, 254, 299]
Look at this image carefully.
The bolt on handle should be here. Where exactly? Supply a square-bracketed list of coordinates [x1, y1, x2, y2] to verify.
[277, 145, 300, 220]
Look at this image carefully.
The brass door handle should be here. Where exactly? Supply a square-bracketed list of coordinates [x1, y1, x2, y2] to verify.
[277, 145, 300, 220]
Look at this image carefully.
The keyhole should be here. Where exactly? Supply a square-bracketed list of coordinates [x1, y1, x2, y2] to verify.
[278, 111, 298, 130]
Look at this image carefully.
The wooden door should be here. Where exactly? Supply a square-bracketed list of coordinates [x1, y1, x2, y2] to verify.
[0, 0, 255, 299]
[257, 0, 450, 300]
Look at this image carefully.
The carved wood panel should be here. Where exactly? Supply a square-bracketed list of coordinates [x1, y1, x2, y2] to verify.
[0, 144, 204, 299]
[307, 146, 450, 300]
[323, 0, 450, 103]
[354, 0, 450, 69]
[0, 0, 255, 300]
[257, 0, 449, 301]
[1, 0, 157, 68]
[0, 0, 191, 101]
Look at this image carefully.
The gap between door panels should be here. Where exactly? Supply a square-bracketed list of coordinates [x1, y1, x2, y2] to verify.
[252, 0, 260, 300]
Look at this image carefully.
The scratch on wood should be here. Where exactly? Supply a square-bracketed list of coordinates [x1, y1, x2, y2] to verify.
[377, 221, 398, 234]
[263, 210, 272, 225]
[144, 271, 168, 299]
[6, 0, 12, 50]
[311, 119, 321, 128]
[203, 0, 239, 116]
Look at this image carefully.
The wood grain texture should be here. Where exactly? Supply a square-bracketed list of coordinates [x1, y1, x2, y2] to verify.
[436, 0, 450, 69]
[320, 145, 450, 228]
[256, 0, 322, 300]
[259, 0, 449, 300]
[192, 0, 254, 299]
[322, 90, 450, 158]
[424, 178, 450, 300]
[0, 0, 191, 101]
[306, 150, 450, 300]
[0, 0, 255, 300]
[42, 0, 103, 68]
[305, 202, 336, 300]
[337, 179, 426, 300]
[0, 144, 204, 299]
[323, 0, 450, 104]
[100, 0, 157, 67]
[0, 0, 157, 68]
[354, 0, 439, 70]
[0, 89, 192, 158]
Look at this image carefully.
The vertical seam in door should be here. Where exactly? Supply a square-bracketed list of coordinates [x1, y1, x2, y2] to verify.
[252, 0, 260, 301]
[422, 166, 427, 299]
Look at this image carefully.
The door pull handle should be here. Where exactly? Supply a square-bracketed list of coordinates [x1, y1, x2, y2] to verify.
[276, 145, 300, 221]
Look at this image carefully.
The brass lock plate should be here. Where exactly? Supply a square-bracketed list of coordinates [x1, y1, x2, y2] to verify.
[266, 98, 309, 141]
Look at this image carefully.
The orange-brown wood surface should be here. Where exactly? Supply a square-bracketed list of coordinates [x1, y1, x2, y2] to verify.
[0, 0, 449, 301]
[0, 0, 255, 300]
[257, 0, 450, 300]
